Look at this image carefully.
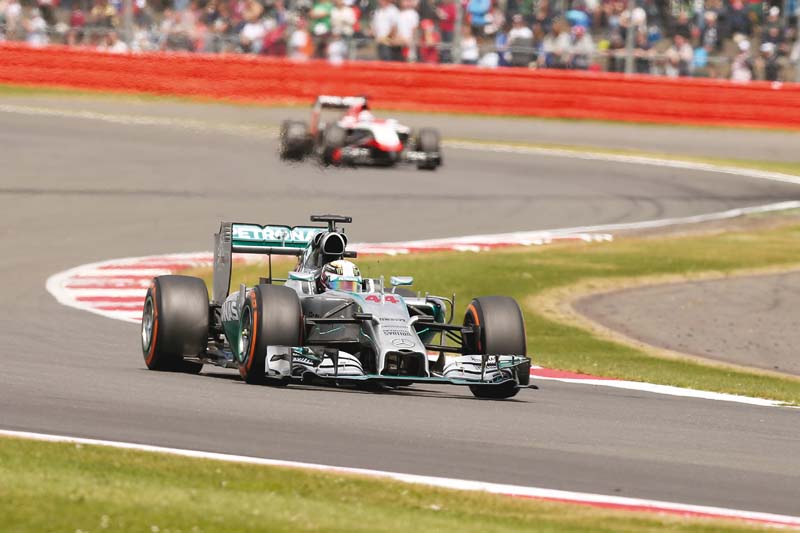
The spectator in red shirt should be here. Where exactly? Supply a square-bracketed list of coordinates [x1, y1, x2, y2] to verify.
[435, 0, 456, 62]
[418, 17, 440, 62]
[67, 6, 86, 45]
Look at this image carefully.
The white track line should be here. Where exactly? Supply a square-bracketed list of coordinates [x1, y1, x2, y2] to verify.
[0, 104, 275, 138]
[1, 429, 798, 529]
[533, 376, 794, 408]
[445, 140, 800, 187]
[358, 201, 800, 250]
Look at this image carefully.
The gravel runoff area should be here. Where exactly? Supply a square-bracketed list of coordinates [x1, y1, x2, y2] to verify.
[575, 270, 800, 377]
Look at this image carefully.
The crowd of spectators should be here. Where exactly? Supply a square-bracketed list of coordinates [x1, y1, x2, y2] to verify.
[2, 0, 799, 81]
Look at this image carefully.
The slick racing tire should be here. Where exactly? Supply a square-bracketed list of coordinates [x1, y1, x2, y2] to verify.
[142, 275, 208, 374]
[463, 296, 529, 398]
[321, 124, 347, 166]
[238, 284, 303, 384]
[415, 128, 441, 171]
[279, 120, 311, 161]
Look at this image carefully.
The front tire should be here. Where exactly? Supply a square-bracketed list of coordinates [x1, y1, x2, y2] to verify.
[238, 284, 303, 384]
[415, 128, 441, 170]
[463, 296, 529, 398]
[142, 275, 208, 374]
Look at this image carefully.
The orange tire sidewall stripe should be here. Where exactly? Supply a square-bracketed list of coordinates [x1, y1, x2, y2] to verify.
[467, 303, 482, 353]
[245, 290, 259, 373]
[144, 283, 159, 366]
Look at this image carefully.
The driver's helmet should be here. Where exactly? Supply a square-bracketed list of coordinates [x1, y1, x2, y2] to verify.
[357, 109, 374, 122]
[321, 260, 362, 292]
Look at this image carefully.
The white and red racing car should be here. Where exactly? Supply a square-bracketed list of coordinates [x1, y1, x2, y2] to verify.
[279, 96, 442, 170]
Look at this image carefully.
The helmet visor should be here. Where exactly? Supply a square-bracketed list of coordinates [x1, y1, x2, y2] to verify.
[327, 275, 361, 292]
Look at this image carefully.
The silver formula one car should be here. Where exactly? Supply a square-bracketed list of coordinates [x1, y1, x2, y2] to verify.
[141, 215, 530, 399]
[279, 96, 442, 170]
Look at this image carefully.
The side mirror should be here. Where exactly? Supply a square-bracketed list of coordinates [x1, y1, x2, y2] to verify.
[390, 276, 414, 287]
[288, 271, 315, 282]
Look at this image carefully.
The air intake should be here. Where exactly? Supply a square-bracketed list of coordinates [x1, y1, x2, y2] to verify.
[321, 232, 346, 256]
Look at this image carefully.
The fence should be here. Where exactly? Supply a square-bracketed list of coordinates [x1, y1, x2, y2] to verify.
[2, 42, 799, 129]
[5, 21, 798, 82]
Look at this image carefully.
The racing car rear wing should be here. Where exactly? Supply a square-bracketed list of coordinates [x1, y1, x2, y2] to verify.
[212, 219, 356, 303]
[313, 95, 368, 110]
[212, 222, 320, 303]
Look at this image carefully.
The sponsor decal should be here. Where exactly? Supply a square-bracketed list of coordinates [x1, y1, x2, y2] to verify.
[341, 147, 371, 158]
[391, 338, 415, 348]
[221, 298, 239, 321]
[383, 327, 412, 337]
[232, 224, 324, 245]
[365, 294, 400, 304]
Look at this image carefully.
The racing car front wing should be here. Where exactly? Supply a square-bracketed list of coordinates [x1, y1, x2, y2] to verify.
[263, 346, 531, 389]
[338, 147, 442, 167]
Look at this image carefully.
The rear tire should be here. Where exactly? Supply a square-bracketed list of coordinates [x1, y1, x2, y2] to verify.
[321, 125, 347, 166]
[463, 296, 529, 398]
[142, 275, 208, 374]
[238, 284, 303, 384]
[415, 128, 441, 170]
[279, 120, 311, 161]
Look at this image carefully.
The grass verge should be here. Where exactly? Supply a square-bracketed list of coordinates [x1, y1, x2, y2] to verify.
[186, 218, 800, 405]
[4, 81, 800, 134]
[0, 436, 771, 532]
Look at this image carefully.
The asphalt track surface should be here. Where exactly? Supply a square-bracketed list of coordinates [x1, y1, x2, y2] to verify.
[2, 96, 800, 516]
[577, 272, 800, 377]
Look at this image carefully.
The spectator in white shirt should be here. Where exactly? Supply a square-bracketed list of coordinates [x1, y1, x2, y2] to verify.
[330, 0, 356, 37]
[372, 0, 400, 61]
[460, 25, 479, 64]
[730, 40, 753, 82]
[568, 25, 593, 69]
[540, 18, 570, 68]
[396, 0, 419, 61]
[98, 30, 130, 53]
[23, 8, 48, 47]
[664, 34, 693, 77]
[508, 14, 533, 42]
[790, 37, 800, 82]
[240, 19, 267, 53]
[508, 13, 534, 67]
[288, 16, 313, 60]
[3, 0, 23, 38]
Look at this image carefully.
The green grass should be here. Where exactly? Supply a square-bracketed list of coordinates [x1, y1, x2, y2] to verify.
[186, 219, 800, 405]
[0, 82, 189, 103]
[0, 436, 771, 532]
